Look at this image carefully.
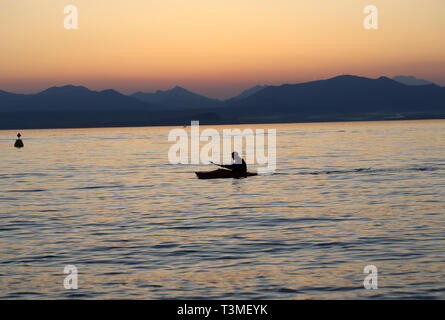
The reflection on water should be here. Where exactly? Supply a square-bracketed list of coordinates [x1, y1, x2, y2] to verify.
[0, 120, 444, 299]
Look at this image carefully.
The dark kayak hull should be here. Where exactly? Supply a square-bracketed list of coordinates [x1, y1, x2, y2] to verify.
[195, 169, 258, 179]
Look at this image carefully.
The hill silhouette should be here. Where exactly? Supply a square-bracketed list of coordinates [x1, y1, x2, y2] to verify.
[225, 85, 268, 102]
[131, 86, 222, 109]
[0, 90, 27, 108]
[0, 85, 159, 112]
[223, 75, 445, 121]
[392, 75, 435, 86]
[0, 75, 444, 129]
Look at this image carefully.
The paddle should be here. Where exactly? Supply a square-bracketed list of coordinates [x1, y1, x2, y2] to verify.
[210, 161, 228, 169]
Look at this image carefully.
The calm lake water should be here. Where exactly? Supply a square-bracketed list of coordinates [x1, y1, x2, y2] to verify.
[0, 120, 444, 299]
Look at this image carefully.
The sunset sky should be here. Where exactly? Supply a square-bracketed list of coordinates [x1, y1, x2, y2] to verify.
[1, 0, 444, 99]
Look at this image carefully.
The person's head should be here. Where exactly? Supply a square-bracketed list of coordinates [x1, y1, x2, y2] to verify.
[232, 152, 242, 163]
[17, 133, 21, 138]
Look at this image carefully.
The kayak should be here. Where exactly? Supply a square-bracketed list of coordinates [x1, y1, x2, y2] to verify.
[196, 169, 258, 179]
[195, 168, 258, 179]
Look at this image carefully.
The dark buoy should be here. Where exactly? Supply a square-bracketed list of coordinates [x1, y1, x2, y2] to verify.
[14, 133, 24, 148]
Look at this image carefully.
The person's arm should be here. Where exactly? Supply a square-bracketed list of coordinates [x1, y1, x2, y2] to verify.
[220, 164, 234, 170]
[210, 161, 234, 170]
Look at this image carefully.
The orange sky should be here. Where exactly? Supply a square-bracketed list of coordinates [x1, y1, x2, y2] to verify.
[1, 0, 444, 98]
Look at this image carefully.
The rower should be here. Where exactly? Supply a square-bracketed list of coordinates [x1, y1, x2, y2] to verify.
[220, 152, 247, 174]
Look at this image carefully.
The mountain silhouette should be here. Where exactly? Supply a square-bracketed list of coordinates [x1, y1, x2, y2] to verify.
[0, 85, 159, 112]
[0, 90, 27, 107]
[1, 75, 444, 129]
[392, 75, 435, 86]
[225, 85, 268, 102]
[223, 75, 445, 121]
[131, 86, 222, 109]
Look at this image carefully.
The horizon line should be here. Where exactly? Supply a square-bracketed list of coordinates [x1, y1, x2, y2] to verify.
[0, 74, 440, 100]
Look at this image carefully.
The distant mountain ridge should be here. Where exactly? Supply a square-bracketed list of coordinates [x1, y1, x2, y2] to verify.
[0, 90, 27, 107]
[1, 75, 444, 129]
[392, 75, 435, 86]
[131, 86, 222, 109]
[226, 85, 269, 102]
[223, 75, 445, 120]
[0, 85, 159, 112]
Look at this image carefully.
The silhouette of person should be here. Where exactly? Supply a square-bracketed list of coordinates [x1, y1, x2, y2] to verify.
[14, 132, 24, 148]
[220, 152, 247, 174]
